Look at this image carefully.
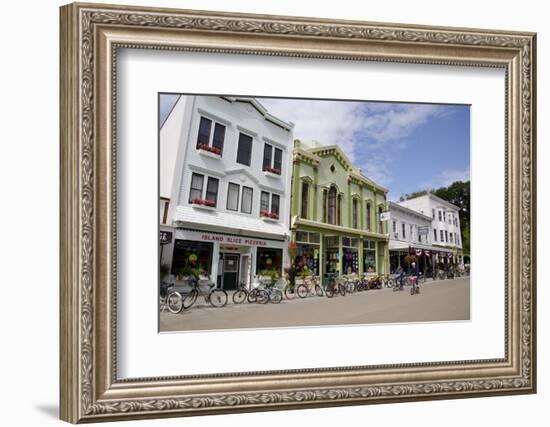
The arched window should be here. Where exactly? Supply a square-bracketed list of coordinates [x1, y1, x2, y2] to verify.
[378, 205, 384, 233]
[352, 198, 359, 229]
[327, 186, 337, 224]
[322, 189, 328, 222]
[366, 202, 372, 231]
[300, 181, 309, 219]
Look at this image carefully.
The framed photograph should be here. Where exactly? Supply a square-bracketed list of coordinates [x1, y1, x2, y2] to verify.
[60, 2, 537, 423]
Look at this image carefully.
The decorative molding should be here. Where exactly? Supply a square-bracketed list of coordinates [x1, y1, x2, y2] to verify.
[64, 5, 535, 421]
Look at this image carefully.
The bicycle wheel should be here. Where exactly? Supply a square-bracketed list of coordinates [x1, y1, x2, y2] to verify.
[325, 286, 335, 298]
[209, 289, 228, 308]
[410, 287, 415, 295]
[269, 289, 283, 304]
[284, 286, 296, 300]
[166, 291, 183, 314]
[339, 284, 346, 297]
[296, 284, 308, 299]
[247, 289, 258, 303]
[232, 289, 248, 304]
[256, 289, 269, 304]
[314, 284, 324, 297]
[182, 289, 198, 309]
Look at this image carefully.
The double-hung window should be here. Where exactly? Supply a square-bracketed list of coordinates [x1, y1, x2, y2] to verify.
[445, 230, 448, 242]
[262, 143, 283, 175]
[438, 210, 442, 221]
[402, 223, 406, 239]
[205, 177, 219, 206]
[236, 133, 253, 166]
[440, 230, 444, 241]
[260, 191, 280, 220]
[189, 173, 204, 202]
[227, 183, 253, 214]
[226, 183, 240, 211]
[241, 186, 253, 214]
[434, 229, 438, 241]
[196, 116, 225, 155]
[189, 172, 219, 207]
[260, 191, 270, 212]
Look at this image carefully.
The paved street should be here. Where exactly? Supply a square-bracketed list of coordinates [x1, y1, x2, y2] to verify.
[160, 277, 470, 332]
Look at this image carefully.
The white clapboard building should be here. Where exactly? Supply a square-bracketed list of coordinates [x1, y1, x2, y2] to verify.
[160, 95, 294, 290]
[387, 201, 434, 274]
[397, 193, 465, 271]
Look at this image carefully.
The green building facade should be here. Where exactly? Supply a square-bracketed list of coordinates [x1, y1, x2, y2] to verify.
[290, 141, 389, 283]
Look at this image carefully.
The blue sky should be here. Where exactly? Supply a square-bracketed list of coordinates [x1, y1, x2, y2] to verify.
[159, 95, 470, 201]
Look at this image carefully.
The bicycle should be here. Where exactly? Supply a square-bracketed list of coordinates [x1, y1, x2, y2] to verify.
[367, 275, 382, 290]
[356, 274, 370, 292]
[159, 282, 184, 314]
[381, 274, 395, 289]
[325, 276, 346, 298]
[247, 276, 278, 304]
[406, 275, 421, 295]
[342, 274, 358, 294]
[232, 281, 249, 304]
[434, 268, 447, 281]
[296, 275, 323, 298]
[182, 279, 228, 310]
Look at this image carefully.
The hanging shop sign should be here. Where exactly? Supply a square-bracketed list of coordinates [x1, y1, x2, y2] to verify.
[424, 250, 431, 257]
[380, 211, 391, 221]
[415, 249, 423, 256]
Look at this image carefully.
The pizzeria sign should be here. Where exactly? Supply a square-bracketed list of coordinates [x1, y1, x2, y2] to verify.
[200, 233, 268, 246]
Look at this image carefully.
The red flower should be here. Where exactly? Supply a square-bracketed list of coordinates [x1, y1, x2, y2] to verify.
[198, 144, 222, 156]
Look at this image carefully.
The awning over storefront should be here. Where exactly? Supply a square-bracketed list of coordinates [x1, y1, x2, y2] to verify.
[389, 241, 456, 254]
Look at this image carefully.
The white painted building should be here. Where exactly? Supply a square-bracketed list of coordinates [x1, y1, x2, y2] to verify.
[397, 193, 464, 268]
[388, 202, 434, 248]
[159, 95, 294, 290]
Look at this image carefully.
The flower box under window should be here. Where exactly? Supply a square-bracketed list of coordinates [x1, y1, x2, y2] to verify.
[197, 143, 222, 157]
[191, 197, 216, 209]
[263, 166, 281, 176]
[260, 210, 279, 220]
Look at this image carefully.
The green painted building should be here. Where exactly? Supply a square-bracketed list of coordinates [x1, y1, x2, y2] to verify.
[290, 140, 390, 282]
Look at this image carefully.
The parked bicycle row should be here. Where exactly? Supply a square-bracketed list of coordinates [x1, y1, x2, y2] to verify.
[160, 268, 433, 314]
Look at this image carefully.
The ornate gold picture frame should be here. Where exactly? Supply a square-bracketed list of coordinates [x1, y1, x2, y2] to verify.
[60, 2, 536, 423]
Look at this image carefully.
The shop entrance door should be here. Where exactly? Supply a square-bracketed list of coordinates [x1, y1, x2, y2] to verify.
[222, 253, 240, 290]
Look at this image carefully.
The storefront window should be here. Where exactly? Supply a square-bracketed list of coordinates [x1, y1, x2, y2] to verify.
[342, 237, 359, 274]
[256, 248, 282, 278]
[363, 239, 376, 273]
[325, 236, 340, 274]
[295, 231, 320, 276]
[171, 240, 213, 279]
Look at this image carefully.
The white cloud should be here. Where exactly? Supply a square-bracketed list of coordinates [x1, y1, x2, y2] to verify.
[258, 98, 361, 160]
[420, 167, 470, 190]
[259, 98, 454, 188]
[440, 168, 471, 186]
[360, 103, 446, 143]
